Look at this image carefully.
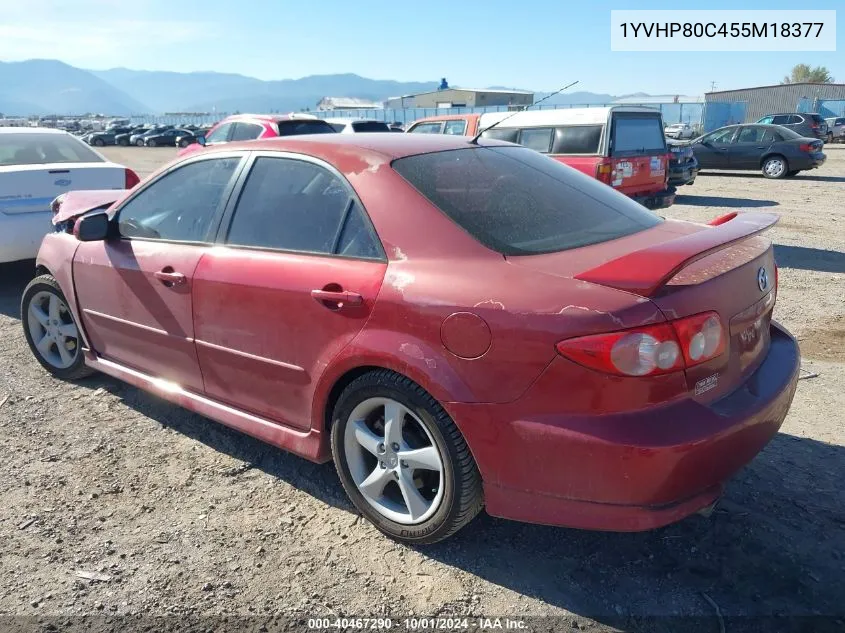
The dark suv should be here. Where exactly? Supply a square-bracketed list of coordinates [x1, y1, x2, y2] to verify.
[756, 113, 829, 140]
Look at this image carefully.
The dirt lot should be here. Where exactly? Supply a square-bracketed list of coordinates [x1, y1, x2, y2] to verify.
[1, 145, 844, 631]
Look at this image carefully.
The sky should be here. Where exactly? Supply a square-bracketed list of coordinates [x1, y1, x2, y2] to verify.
[0, 0, 842, 96]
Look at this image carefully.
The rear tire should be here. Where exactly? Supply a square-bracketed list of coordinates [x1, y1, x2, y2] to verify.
[93, 138, 105, 147]
[179, 139, 190, 148]
[147, 139, 157, 147]
[21, 275, 94, 381]
[330, 369, 483, 545]
[762, 155, 788, 179]
[135, 139, 144, 147]
[118, 139, 128, 146]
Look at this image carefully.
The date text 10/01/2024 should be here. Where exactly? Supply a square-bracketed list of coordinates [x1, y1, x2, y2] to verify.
[306, 618, 527, 630]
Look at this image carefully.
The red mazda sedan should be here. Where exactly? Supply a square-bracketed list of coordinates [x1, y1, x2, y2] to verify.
[22, 134, 799, 544]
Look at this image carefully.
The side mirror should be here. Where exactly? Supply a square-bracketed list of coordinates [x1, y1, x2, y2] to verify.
[74, 211, 110, 242]
[196, 136, 206, 146]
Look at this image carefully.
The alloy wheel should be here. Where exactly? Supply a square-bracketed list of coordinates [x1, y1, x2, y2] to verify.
[26, 291, 80, 370]
[763, 158, 785, 178]
[343, 397, 444, 525]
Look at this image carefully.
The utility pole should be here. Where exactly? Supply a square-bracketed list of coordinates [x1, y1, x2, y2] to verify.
[709, 81, 718, 92]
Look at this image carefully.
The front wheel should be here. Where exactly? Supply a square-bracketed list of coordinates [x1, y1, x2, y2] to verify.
[135, 139, 144, 147]
[147, 139, 157, 147]
[331, 370, 483, 544]
[762, 155, 788, 179]
[93, 138, 105, 147]
[21, 275, 94, 381]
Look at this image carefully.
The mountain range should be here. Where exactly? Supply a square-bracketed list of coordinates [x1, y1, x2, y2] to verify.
[1, 59, 636, 116]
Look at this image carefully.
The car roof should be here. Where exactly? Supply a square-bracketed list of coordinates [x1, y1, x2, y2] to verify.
[0, 126, 69, 135]
[201, 132, 513, 160]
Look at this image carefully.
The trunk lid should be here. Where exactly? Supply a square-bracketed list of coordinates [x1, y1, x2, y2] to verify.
[508, 213, 779, 401]
[0, 163, 125, 217]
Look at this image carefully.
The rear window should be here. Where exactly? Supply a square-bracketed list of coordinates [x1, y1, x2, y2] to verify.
[351, 121, 390, 133]
[553, 125, 602, 154]
[480, 128, 518, 143]
[0, 132, 104, 166]
[611, 116, 666, 155]
[276, 120, 336, 136]
[392, 146, 662, 256]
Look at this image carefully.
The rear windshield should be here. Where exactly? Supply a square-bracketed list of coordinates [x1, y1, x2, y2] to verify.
[611, 116, 666, 155]
[0, 133, 104, 166]
[352, 121, 390, 133]
[277, 120, 337, 136]
[392, 146, 662, 256]
[774, 126, 802, 140]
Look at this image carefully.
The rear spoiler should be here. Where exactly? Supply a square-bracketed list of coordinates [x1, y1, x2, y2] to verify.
[574, 212, 779, 297]
[51, 189, 126, 225]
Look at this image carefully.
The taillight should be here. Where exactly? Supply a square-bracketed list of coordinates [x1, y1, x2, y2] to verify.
[670, 311, 726, 368]
[799, 143, 814, 152]
[596, 160, 613, 185]
[556, 322, 683, 377]
[124, 168, 140, 189]
[556, 311, 727, 377]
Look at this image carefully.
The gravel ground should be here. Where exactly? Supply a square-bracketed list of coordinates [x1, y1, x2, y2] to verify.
[0, 145, 843, 632]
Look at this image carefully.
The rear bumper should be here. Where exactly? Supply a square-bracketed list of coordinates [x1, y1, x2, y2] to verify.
[668, 160, 699, 187]
[448, 322, 800, 531]
[799, 152, 826, 169]
[633, 189, 675, 210]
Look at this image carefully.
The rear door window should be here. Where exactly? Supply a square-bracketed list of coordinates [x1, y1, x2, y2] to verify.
[518, 128, 554, 153]
[552, 125, 602, 154]
[226, 157, 382, 258]
[610, 116, 666, 155]
[205, 122, 234, 143]
[443, 120, 467, 135]
[704, 128, 736, 145]
[351, 121, 390, 132]
[771, 115, 791, 125]
[276, 120, 337, 136]
[736, 126, 765, 143]
[408, 122, 444, 134]
[230, 122, 264, 141]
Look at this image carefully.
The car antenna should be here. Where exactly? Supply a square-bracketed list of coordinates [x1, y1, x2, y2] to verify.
[467, 80, 580, 145]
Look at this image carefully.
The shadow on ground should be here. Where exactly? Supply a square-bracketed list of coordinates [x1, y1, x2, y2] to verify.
[774, 244, 845, 274]
[675, 194, 778, 208]
[0, 260, 34, 319]
[699, 171, 845, 183]
[76, 373, 845, 630]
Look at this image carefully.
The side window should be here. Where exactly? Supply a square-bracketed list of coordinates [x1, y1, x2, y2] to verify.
[761, 128, 784, 144]
[227, 157, 353, 255]
[706, 128, 736, 145]
[553, 125, 602, 154]
[736, 126, 765, 143]
[758, 116, 774, 124]
[336, 200, 383, 259]
[480, 128, 519, 143]
[230, 122, 264, 142]
[443, 120, 467, 135]
[788, 115, 803, 125]
[330, 123, 347, 132]
[771, 115, 790, 125]
[117, 157, 241, 242]
[409, 122, 444, 134]
[518, 128, 553, 153]
[205, 123, 233, 143]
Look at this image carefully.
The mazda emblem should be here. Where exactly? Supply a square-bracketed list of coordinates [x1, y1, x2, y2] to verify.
[757, 267, 769, 292]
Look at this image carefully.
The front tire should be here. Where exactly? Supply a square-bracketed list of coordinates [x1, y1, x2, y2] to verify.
[147, 139, 157, 147]
[21, 275, 93, 381]
[762, 155, 788, 179]
[135, 139, 145, 147]
[330, 370, 483, 544]
[93, 138, 105, 147]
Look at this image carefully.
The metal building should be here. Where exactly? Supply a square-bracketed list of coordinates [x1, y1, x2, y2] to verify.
[385, 87, 533, 110]
[705, 83, 845, 122]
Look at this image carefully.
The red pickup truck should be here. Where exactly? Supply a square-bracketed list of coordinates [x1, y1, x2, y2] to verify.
[406, 106, 674, 210]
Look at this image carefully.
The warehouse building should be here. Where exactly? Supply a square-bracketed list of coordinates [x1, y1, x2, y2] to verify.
[705, 83, 845, 122]
[385, 78, 533, 110]
[316, 97, 383, 111]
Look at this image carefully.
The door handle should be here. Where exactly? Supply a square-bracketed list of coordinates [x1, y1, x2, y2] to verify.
[311, 289, 363, 308]
[154, 269, 186, 286]
[718, 147, 729, 151]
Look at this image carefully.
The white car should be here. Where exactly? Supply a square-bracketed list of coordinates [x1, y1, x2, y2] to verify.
[0, 127, 139, 264]
[664, 123, 696, 139]
[326, 118, 391, 134]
